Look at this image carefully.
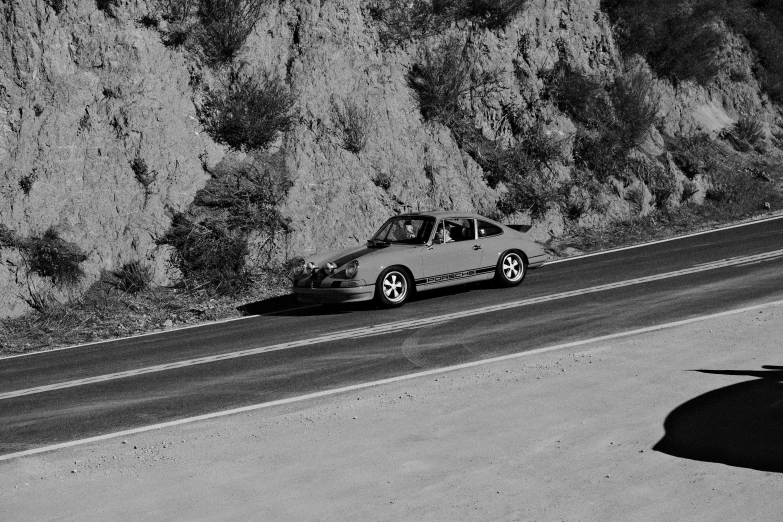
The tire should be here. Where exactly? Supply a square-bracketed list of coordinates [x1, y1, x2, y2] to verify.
[495, 250, 527, 287]
[375, 267, 411, 308]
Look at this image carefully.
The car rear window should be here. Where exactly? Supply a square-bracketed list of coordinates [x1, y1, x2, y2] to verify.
[477, 220, 503, 238]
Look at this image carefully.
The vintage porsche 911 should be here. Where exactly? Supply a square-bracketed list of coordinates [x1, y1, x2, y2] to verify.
[290, 211, 547, 308]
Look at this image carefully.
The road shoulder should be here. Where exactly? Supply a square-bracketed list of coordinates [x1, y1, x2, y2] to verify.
[2, 303, 783, 521]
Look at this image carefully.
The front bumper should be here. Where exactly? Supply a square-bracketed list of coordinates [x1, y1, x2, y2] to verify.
[292, 278, 375, 303]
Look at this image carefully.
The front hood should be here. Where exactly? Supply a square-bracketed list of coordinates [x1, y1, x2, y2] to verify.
[306, 243, 390, 268]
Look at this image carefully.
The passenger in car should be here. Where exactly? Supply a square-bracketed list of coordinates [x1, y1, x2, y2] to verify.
[434, 223, 453, 243]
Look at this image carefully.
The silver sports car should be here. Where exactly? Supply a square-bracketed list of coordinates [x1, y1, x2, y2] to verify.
[290, 211, 547, 308]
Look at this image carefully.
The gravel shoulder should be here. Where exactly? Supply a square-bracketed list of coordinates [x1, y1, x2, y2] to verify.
[2, 303, 783, 521]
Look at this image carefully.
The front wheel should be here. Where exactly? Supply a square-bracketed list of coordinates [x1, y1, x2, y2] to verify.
[495, 251, 527, 287]
[375, 267, 411, 308]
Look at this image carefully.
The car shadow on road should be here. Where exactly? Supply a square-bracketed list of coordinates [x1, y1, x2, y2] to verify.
[237, 283, 496, 317]
[237, 294, 304, 316]
[237, 294, 364, 317]
[653, 365, 783, 473]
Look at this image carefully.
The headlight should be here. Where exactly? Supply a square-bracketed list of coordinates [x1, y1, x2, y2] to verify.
[345, 259, 359, 278]
[291, 258, 305, 277]
[324, 262, 337, 275]
[304, 262, 316, 276]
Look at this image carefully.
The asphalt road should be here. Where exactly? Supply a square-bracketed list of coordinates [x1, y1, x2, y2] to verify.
[1, 217, 782, 457]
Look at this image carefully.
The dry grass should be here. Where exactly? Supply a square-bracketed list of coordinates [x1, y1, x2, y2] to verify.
[552, 154, 783, 256]
[332, 96, 377, 153]
[0, 269, 291, 356]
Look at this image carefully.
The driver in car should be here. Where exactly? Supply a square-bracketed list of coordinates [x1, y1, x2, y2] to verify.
[404, 220, 416, 239]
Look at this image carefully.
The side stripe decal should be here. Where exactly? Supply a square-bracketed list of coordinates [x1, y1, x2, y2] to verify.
[414, 266, 495, 286]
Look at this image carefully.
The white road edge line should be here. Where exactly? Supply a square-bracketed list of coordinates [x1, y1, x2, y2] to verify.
[5, 214, 782, 361]
[3, 299, 782, 463]
[3, 249, 782, 401]
[546, 213, 783, 265]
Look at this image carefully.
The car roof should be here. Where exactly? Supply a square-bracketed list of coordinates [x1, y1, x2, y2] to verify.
[395, 211, 491, 220]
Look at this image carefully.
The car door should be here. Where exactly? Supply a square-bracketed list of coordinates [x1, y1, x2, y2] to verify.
[421, 218, 482, 285]
[476, 219, 506, 274]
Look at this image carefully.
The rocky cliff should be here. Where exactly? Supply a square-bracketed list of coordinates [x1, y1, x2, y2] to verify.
[0, 0, 779, 318]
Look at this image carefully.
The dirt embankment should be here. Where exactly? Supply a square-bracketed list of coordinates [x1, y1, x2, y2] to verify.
[2, 302, 782, 521]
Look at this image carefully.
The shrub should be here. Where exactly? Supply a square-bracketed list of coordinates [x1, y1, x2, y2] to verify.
[497, 172, 563, 219]
[19, 172, 35, 195]
[21, 289, 52, 315]
[370, 0, 528, 47]
[158, 0, 198, 22]
[540, 60, 608, 128]
[727, 3, 783, 102]
[601, 0, 727, 86]
[478, 123, 567, 218]
[161, 153, 292, 294]
[733, 117, 765, 146]
[547, 62, 658, 181]
[20, 228, 87, 287]
[0, 224, 18, 249]
[369, 0, 445, 47]
[625, 184, 646, 216]
[704, 164, 773, 210]
[407, 36, 499, 129]
[131, 158, 156, 202]
[138, 14, 159, 28]
[407, 38, 474, 128]
[372, 171, 393, 190]
[610, 66, 659, 153]
[604, 0, 783, 99]
[96, 0, 120, 15]
[160, 213, 251, 295]
[332, 97, 376, 153]
[197, 0, 267, 63]
[669, 133, 716, 179]
[448, 0, 529, 30]
[163, 24, 192, 47]
[631, 159, 676, 209]
[111, 261, 153, 294]
[193, 155, 292, 236]
[200, 67, 295, 152]
[681, 179, 699, 203]
[45, 0, 66, 14]
[483, 123, 565, 184]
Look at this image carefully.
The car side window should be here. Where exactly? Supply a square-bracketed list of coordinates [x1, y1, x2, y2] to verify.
[444, 218, 475, 242]
[477, 220, 503, 238]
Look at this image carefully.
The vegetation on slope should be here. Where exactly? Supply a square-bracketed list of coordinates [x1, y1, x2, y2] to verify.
[4, 0, 783, 354]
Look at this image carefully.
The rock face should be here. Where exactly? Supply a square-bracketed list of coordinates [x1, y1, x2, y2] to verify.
[0, 0, 215, 316]
[0, 0, 779, 317]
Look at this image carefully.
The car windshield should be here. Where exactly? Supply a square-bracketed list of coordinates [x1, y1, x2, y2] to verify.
[371, 217, 435, 245]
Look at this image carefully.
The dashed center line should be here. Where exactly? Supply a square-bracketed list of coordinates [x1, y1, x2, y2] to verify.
[2, 248, 782, 402]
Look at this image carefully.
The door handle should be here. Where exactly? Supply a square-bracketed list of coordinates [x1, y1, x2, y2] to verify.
[473, 245, 482, 250]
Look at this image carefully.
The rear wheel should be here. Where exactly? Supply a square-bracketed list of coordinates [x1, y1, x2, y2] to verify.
[376, 267, 410, 308]
[495, 251, 527, 287]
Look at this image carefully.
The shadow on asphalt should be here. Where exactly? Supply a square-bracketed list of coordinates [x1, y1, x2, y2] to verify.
[237, 282, 495, 317]
[653, 365, 783, 473]
[236, 294, 301, 316]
